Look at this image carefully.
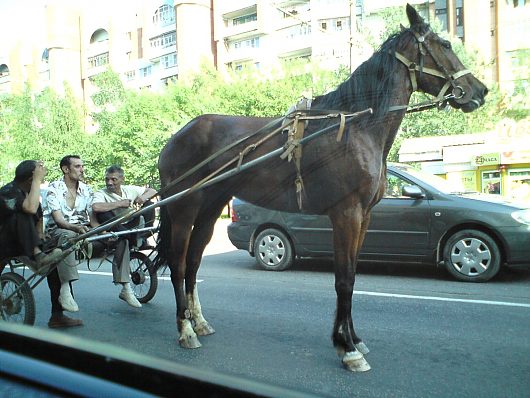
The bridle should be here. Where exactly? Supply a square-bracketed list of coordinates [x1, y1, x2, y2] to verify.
[390, 29, 473, 113]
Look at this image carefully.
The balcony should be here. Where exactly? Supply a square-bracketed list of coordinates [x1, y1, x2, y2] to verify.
[148, 43, 177, 62]
[224, 46, 261, 64]
[223, 20, 258, 40]
[219, 2, 256, 18]
[86, 40, 109, 58]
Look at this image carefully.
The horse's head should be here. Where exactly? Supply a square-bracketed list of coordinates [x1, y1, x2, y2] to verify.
[397, 4, 488, 113]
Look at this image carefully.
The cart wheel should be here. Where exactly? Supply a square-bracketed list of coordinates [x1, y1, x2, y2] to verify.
[1, 272, 36, 325]
[129, 251, 158, 303]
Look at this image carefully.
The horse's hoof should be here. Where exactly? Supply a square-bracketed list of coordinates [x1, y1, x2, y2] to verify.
[354, 341, 370, 355]
[179, 335, 202, 349]
[342, 351, 371, 372]
[194, 322, 215, 336]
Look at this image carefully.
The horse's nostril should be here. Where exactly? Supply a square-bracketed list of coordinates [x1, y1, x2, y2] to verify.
[483, 87, 489, 96]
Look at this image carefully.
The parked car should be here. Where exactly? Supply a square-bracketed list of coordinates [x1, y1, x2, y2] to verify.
[227, 163, 530, 282]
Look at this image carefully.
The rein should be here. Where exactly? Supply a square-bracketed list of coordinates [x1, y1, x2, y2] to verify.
[390, 29, 472, 113]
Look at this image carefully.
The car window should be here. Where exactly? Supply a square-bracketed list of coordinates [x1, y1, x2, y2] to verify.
[398, 166, 464, 194]
[384, 173, 418, 198]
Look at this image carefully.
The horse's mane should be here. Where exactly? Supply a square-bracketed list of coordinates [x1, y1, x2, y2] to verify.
[312, 27, 421, 121]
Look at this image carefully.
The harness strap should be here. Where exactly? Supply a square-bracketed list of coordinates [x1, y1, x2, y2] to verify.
[336, 113, 346, 142]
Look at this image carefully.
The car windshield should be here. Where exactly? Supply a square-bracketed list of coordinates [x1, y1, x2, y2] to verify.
[2, 2, 529, 398]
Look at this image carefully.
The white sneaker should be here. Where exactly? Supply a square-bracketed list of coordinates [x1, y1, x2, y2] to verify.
[59, 293, 79, 312]
[119, 289, 142, 308]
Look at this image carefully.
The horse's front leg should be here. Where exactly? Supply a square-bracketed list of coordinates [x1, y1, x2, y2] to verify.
[329, 205, 371, 372]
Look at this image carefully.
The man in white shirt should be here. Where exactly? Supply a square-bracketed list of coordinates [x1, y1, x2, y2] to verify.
[92, 165, 156, 308]
[46, 155, 94, 315]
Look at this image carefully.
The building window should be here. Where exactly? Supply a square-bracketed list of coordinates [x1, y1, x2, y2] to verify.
[90, 28, 109, 44]
[88, 52, 109, 68]
[283, 24, 311, 40]
[162, 53, 177, 69]
[435, 0, 448, 31]
[481, 171, 501, 195]
[233, 13, 257, 26]
[0, 64, 9, 78]
[153, 4, 175, 26]
[140, 65, 152, 77]
[320, 18, 348, 33]
[506, 0, 527, 7]
[508, 169, 530, 202]
[164, 75, 178, 85]
[41, 48, 49, 63]
[150, 31, 176, 48]
[232, 36, 260, 50]
[125, 70, 136, 81]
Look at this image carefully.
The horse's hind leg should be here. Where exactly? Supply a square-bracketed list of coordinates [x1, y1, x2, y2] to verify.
[185, 198, 229, 337]
[165, 204, 203, 349]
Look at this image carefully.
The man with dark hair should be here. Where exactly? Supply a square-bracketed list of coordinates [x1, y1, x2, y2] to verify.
[92, 165, 156, 308]
[46, 155, 94, 314]
[0, 160, 83, 328]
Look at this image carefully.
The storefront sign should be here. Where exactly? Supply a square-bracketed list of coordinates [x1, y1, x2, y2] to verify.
[501, 150, 530, 165]
[471, 153, 500, 167]
[446, 170, 477, 192]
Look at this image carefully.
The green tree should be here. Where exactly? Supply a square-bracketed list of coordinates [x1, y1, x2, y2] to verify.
[0, 85, 85, 184]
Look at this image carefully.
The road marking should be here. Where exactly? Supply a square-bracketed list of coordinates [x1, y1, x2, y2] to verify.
[354, 290, 530, 308]
[79, 271, 529, 309]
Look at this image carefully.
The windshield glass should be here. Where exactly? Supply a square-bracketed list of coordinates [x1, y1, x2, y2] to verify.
[2, 2, 529, 398]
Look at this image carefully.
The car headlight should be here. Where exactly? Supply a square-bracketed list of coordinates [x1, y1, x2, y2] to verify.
[511, 210, 530, 225]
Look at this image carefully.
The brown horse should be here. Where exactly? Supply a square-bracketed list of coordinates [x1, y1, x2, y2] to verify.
[156, 5, 488, 372]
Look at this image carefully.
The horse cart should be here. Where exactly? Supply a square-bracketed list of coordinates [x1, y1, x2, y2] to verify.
[0, 224, 159, 325]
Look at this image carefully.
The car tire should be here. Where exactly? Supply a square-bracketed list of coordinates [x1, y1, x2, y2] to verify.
[443, 229, 501, 282]
[254, 228, 294, 271]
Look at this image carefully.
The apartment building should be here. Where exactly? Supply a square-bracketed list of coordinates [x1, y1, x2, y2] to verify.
[0, 0, 528, 107]
[0, 0, 210, 103]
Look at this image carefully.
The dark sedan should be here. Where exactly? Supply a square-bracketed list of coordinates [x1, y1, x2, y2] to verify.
[227, 163, 530, 282]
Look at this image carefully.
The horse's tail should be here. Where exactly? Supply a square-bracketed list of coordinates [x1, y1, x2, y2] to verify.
[153, 204, 171, 271]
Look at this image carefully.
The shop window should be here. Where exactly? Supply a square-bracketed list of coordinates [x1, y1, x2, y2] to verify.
[481, 171, 501, 194]
[508, 169, 530, 202]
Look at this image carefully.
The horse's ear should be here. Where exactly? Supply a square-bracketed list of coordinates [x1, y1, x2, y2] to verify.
[406, 4, 424, 27]
[400, 24, 406, 32]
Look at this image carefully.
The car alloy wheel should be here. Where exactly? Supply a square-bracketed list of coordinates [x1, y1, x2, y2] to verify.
[254, 228, 294, 271]
[443, 229, 501, 282]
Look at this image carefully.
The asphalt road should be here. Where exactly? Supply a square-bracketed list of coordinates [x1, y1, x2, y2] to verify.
[28, 219, 530, 397]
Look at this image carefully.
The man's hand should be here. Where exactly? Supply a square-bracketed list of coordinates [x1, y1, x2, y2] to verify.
[74, 225, 90, 234]
[33, 161, 47, 183]
[133, 196, 147, 206]
[119, 199, 132, 208]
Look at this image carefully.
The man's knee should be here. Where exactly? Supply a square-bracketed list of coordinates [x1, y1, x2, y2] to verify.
[96, 210, 116, 224]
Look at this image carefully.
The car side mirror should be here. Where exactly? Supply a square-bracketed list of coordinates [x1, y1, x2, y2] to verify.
[402, 185, 425, 199]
